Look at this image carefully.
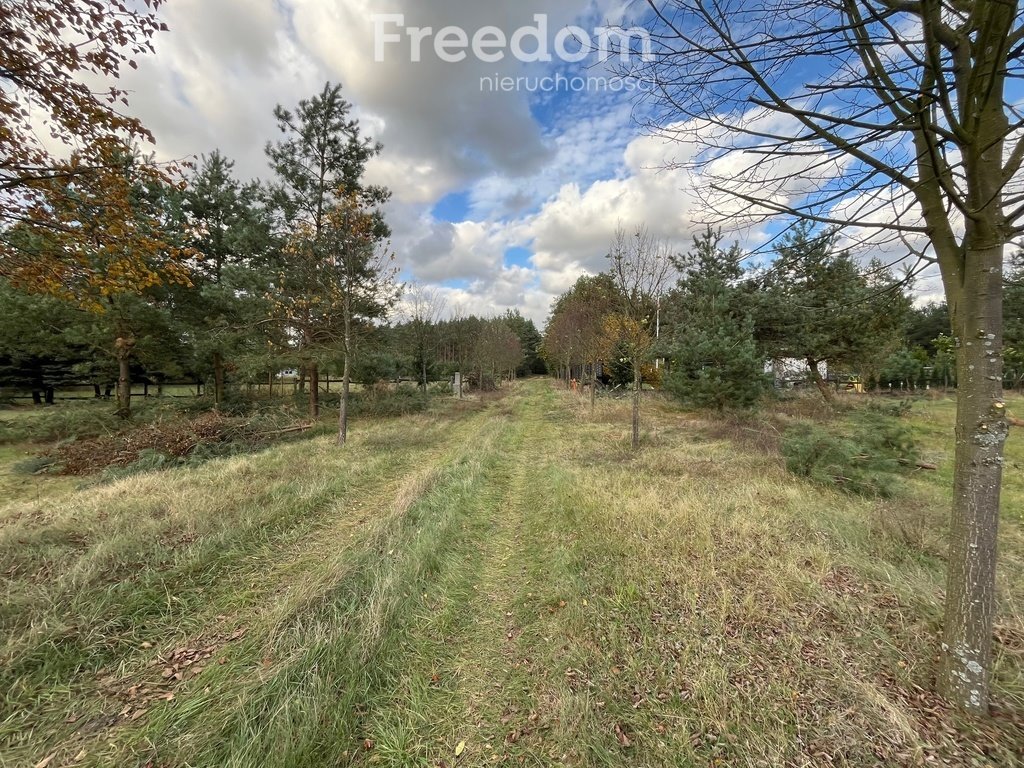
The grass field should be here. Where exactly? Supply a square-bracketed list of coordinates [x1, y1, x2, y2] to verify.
[0, 382, 1021, 767]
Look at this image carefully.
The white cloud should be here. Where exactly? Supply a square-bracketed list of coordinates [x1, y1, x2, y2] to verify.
[394, 123, 772, 323]
[108, 1, 822, 327]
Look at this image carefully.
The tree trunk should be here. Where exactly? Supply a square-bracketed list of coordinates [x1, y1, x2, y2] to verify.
[31, 390, 42, 405]
[213, 351, 225, 410]
[938, 244, 1007, 715]
[93, 384, 101, 399]
[591, 360, 597, 413]
[631, 357, 641, 450]
[338, 298, 353, 446]
[422, 356, 428, 393]
[309, 363, 320, 419]
[115, 336, 135, 419]
[807, 358, 834, 403]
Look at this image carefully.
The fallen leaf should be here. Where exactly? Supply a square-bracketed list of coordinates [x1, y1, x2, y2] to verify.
[455, 740, 467, 757]
[614, 723, 632, 748]
[33, 754, 56, 768]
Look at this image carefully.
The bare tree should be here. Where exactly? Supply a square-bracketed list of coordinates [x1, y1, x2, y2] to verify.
[607, 226, 673, 450]
[404, 282, 447, 392]
[543, 302, 583, 389]
[544, 275, 620, 410]
[636, 0, 1023, 712]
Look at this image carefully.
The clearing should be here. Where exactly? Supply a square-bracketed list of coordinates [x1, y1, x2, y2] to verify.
[1, 381, 1021, 767]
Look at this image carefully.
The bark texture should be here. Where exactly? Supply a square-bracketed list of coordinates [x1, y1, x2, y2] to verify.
[631, 359, 641, 451]
[115, 336, 135, 420]
[938, 247, 1007, 714]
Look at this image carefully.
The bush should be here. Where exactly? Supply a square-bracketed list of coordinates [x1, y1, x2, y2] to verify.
[11, 455, 58, 475]
[782, 410, 919, 498]
[348, 388, 430, 418]
[865, 398, 914, 418]
[0, 405, 122, 444]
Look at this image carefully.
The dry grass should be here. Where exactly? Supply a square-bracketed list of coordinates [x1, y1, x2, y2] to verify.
[1, 382, 1020, 767]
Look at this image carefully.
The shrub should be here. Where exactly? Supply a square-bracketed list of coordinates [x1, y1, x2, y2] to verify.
[349, 388, 430, 418]
[782, 410, 919, 498]
[0, 405, 122, 444]
[865, 398, 915, 418]
[11, 455, 58, 475]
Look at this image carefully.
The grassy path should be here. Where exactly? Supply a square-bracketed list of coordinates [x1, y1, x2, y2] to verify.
[1, 382, 1021, 767]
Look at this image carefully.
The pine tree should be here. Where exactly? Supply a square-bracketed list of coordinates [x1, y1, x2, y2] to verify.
[265, 83, 390, 419]
[174, 151, 274, 407]
[756, 223, 908, 402]
[663, 228, 767, 411]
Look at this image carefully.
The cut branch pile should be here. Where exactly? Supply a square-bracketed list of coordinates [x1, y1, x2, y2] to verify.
[50, 413, 315, 475]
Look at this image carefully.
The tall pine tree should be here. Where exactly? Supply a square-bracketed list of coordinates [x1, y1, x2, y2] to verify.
[265, 83, 390, 419]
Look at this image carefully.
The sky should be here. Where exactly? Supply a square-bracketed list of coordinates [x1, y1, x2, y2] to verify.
[114, 0, 760, 325]
[114, 0, 959, 326]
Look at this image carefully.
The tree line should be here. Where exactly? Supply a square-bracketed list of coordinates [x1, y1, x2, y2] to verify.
[544, 223, 1024, 425]
[0, 78, 544, 441]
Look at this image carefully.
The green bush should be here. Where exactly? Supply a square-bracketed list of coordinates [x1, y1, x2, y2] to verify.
[782, 410, 920, 498]
[100, 448, 174, 481]
[0, 406, 122, 444]
[349, 388, 431, 418]
[865, 398, 915, 418]
[11, 455, 58, 475]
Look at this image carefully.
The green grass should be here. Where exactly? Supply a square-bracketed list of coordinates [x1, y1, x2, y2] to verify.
[0, 444, 80, 503]
[0, 383, 1021, 767]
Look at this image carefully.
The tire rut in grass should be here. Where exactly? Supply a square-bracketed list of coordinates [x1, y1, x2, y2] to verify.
[351, 383, 578, 767]
[1, 410, 484, 768]
[107, 404, 521, 767]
